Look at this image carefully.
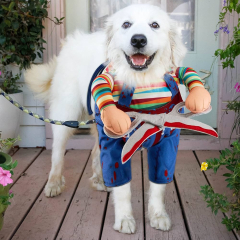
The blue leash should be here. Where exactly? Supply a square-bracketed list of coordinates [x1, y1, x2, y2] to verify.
[0, 62, 108, 128]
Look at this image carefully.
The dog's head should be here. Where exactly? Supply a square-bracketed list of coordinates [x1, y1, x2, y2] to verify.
[105, 4, 187, 84]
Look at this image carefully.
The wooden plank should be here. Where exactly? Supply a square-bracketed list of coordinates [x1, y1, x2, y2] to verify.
[11, 150, 90, 240]
[47, 1, 53, 62]
[11, 148, 42, 183]
[142, 150, 189, 240]
[174, 151, 236, 240]
[179, 135, 221, 150]
[42, 15, 48, 63]
[101, 151, 144, 240]
[220, 106, 238, 140]
[56, 0, 61, 54]
[0, 150, 52, 240]
[9, 147, 19, 156]
[196, 150, 240, 239]
[56, 152, 108, 240]
[51, 0, 57, 58]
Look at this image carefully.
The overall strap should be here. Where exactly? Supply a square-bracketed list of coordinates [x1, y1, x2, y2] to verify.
[163, 74, 179, 99]
[87, 61, 109, 115]
[117, 83, 135, 108]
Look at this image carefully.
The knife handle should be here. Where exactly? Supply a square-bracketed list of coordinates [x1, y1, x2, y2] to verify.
[169, 102, 212, 118]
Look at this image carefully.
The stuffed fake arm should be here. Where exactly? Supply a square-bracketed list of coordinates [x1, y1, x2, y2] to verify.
[91, 73, 131, 135]
[175, 67, 211, 113]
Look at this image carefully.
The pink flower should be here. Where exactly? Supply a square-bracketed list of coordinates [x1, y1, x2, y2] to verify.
[0, 167, 13, 187]
[234, 82, 240, 92]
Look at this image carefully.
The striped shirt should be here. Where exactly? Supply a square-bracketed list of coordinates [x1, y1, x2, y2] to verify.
[91, 64, 204, 111]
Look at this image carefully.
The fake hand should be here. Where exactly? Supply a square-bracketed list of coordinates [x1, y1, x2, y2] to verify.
[185, 87, 211, 113]
[101, 105, 131, 135]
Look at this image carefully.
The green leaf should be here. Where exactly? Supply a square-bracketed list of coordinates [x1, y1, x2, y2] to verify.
[9, 2, 15, 11]
[12, 161, 18, 169]
[1, 5, 9, 11]
[12, 21, 19, 30]
[4, 19, 11, 27]
[223, 173, 232, 177]
[37, 52, 42, 58]
[10, 45, 15, 51]
[0, 35, 6, 45]
[226, 165, 235, 171]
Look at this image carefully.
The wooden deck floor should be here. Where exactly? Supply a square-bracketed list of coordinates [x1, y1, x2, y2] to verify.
[1, 148, 239, 240]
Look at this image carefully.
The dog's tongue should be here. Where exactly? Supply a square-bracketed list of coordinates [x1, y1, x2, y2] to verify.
[131, 54, 148, 65]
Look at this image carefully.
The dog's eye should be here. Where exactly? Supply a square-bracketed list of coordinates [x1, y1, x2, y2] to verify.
[122, 22, 131, 29]
[150, 22, 160, 29]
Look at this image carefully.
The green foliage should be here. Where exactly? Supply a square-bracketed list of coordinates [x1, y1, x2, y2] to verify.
[200, 141, 240, 231]
[0, 191, 13, 206]
[0, 65, 21, 93]
[0, 135, 20, 153]
[0, 0, 64, 93]
[0, 136, 19, 209]
[214, 0, 240, 69]
[226, 96, 240, 140]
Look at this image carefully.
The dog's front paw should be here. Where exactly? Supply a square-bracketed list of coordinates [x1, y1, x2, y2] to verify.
[113, 216, 136, 234]
[44, 175, 65, 197]
[149, 211, 171, 231]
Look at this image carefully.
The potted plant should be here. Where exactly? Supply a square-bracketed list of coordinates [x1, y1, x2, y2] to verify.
[0, 0, 64, 142]
[0, 67, 23, 145]
[0, 135, 19, 230]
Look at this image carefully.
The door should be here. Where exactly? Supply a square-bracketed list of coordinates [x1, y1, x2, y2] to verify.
[66, 0, 220, 128]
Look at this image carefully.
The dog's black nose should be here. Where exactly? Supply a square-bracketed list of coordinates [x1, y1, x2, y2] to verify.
[131, 34, 147, 48]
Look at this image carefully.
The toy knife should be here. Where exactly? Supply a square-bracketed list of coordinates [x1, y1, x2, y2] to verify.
[103, 102, 218, 164]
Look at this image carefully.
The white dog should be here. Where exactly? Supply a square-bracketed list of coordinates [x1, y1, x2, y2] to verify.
[25, 4, 187, 234]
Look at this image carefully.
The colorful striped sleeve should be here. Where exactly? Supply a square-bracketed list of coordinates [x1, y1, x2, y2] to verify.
[91, 73, 115, 111]
[175, 67, 204, 91]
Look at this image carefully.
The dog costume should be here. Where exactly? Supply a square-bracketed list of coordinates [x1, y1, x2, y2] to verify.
[91, 64, 204, 187]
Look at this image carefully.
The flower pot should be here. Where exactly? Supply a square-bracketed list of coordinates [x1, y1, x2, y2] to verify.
[0, 91, 23, 152]
[0, 152, 12, 230]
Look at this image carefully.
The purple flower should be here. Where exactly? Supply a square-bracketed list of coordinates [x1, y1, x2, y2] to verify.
[214, 29, 219, 34]
[220, 26, 223, 30]
[223, 0, 227, 6]
[223, 25, 230, 34]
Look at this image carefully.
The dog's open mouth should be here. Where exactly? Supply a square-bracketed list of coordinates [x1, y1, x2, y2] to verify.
[125, 53, 155, 71]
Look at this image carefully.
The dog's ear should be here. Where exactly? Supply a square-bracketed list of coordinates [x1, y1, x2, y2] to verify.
[169, 21, 187, 68]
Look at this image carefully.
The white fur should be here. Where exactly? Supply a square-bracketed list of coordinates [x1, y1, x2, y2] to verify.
[106, 4, 186, 86]
[25, 56, 57, 102]
[24, 4, 186, 233]
[112, 183, 136, 233]
[148, 182, 171, 231]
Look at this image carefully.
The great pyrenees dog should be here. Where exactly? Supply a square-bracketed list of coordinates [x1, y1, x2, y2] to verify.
[25, 4, 187, 234]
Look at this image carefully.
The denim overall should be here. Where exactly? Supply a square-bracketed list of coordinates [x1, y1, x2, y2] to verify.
[94, 74, 183, 187]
